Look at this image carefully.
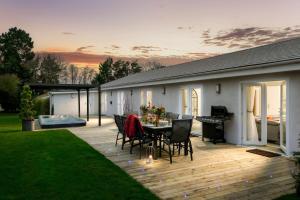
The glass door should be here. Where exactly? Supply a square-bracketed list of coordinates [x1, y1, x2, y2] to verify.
[180, 88, 190, 115]
[242, 84, 267, 145]
[280, 82, 287, 152]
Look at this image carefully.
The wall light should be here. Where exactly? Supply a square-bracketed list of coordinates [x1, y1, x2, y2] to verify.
[216, 83, 221, 94]
[162, 86, 166, 95]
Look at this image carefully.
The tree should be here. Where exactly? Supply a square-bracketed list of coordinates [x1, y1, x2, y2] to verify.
[39, 54, 63, 84]
[93, 57, 113, 84]
[0, 74, 19, 112]
[93, 57, 142, 85]
[80, 66, 89, 84]
[143, 61, 165, 71]
[130, 61, 142, 73]
[60, 64, 69, 84]
[69, 64, 79, 84]
[24, 55, 41, 83]
[112, 60, 130, 79]
[0, 27, 35, 82]
[87, 68, 96, 84]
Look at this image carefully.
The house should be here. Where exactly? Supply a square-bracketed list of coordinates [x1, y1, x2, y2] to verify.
[50, 37, 300, 155]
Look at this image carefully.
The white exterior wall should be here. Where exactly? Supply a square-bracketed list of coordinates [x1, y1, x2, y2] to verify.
[289, 72, 300, 153]
[50, 70, 300, 154]
[51, 90, 98, 116]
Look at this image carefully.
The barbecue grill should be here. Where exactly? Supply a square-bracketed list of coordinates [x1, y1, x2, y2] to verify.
[196, 106, 233, 144]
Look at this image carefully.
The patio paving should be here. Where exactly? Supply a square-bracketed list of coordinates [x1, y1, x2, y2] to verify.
[69, 117, 296, 200]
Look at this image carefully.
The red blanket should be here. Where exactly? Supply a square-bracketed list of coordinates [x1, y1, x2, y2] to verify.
[124, 114, 144, 139]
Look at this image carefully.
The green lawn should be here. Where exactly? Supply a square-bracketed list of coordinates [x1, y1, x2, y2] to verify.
[0, 113, 158, 200]
[275, 194, 299, 200]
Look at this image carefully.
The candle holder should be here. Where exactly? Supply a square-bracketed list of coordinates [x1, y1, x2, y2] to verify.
[145, 143, 155, 164]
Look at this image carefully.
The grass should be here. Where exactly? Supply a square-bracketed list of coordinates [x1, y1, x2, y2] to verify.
[276, 194, 299, 200]
[0, 113, 158, 200]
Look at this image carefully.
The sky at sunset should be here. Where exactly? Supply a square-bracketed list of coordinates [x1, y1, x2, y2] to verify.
[1, 0, 300, 68]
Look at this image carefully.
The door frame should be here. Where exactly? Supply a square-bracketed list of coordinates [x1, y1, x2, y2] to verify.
[242, 83, 267, 146]
[240, 78, 290, 154]
[178, 84, 203, 117]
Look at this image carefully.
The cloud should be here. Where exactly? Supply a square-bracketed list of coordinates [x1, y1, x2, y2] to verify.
[76, 45, 95, 52]
[186, 52, 219, 59]
[202, 26, 300, 49]
[36, 51, 196, 68]
[131, 45, 161, 54]
[62, 32, 75, 35]
[111, 45, 120, 50]
[177, 26, 193, 30]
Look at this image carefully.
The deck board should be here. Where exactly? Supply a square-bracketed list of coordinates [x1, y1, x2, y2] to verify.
[69, 118, 295, 199]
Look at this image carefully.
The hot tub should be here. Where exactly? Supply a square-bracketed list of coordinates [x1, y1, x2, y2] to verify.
[39, 115, 86, 128]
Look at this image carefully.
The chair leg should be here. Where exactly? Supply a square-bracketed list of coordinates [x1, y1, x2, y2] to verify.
[130, 139, 134, 154]
[139, 141, 142, 159]
[178, 143, 181, 155]
[189, 139, 193, 161]
[168, 144, 172, 164]
[172, 144, 175, 155]
[115, 132, 120, 146]
[121, 136, 125, 150]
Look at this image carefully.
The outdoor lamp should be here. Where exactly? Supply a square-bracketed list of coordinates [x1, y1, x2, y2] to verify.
[162, 86, 166, 95]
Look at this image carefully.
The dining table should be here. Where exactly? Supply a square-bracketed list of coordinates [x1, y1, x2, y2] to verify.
[142, 122, 172, 160]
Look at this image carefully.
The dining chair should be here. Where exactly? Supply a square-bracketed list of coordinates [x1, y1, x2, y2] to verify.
[182, 114, 193, 120]
[114, 115, 130, 149]
[162, 119, 193, 164]
[129, 118, 154, 159]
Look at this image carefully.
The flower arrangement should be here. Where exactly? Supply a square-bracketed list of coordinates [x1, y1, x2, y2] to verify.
[140, 105, 150, 123]
[140, 105, 149, 115]
[150, 105, 165, 126]
[150, 105, 165, 117]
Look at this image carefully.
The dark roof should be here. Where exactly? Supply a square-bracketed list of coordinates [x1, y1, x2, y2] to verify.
[102, 37, 300, 89]
[29, 84, 97, 90]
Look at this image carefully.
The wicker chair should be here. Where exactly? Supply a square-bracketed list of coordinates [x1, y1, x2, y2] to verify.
[166, 112, 180, 120]
[114, 115, 130, 149]
[163, 119, 193, 164]
[129, 119, 154, 159]
[182, 114, 193, 120]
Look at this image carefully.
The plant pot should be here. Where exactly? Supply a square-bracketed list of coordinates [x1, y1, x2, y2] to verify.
[22, 119, 34, 131]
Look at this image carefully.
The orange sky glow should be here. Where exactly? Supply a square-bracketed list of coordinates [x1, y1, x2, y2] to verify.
[1, 0, 300, 68]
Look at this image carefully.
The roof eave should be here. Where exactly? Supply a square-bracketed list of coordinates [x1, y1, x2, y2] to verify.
[101, 58, 300, 90]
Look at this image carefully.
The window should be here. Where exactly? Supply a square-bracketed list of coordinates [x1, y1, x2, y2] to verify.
[140, 90, 152, 106]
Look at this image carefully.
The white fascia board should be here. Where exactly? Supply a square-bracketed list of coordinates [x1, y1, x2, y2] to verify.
[49, 89, 98, 95]
[102, 62, 300, 90]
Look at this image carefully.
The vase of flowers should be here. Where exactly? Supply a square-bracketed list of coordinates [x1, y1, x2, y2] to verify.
[150, 105, 165, 126]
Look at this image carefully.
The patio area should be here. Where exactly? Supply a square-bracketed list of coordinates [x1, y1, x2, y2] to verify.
[69, 117, 295, 200]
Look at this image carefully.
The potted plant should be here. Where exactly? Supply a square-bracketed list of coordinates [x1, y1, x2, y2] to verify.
[19, 85, 36, 131]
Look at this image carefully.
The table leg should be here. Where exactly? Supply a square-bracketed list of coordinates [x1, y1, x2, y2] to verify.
[153, 136, 158, 160]
[159, 134, 162, 157]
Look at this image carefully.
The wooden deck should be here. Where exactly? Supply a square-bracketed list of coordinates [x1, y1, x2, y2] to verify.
[69, 118, 295, 200]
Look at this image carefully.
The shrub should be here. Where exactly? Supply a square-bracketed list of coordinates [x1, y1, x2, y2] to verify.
[19, 85, 35, 120]
[0, 74, 19, 112]
[33, 96, 50, 116]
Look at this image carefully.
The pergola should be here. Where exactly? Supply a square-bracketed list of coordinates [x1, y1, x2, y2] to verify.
[29, 84, 102, 126]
